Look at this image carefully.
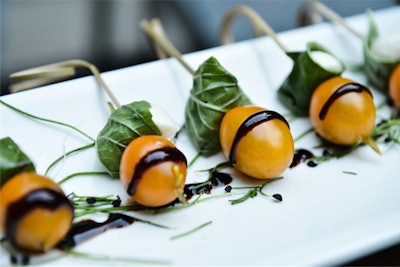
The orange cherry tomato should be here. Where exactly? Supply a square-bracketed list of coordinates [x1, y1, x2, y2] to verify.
[120, 135, 187, 207]
[309, 76, 380, 153]
[389, 64, 400, 109]
[219, 105, 294, 179]
[0, 172, 73, 253]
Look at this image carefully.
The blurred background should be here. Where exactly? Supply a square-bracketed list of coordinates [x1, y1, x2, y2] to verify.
[1, 0, 398, 95]
[0, 0, 400, 265]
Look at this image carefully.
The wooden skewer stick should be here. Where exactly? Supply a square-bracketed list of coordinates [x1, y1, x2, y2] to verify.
[141, 18, 195, 75]
[219, 5, 289, 53]
[9, 59, 121, 108]
[303, 0, 364, 40]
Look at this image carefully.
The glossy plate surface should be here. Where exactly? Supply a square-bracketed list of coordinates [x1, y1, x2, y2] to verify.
[1, 7, 399, 266]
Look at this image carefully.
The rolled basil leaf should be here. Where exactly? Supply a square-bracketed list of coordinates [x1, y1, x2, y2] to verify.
[0, 137, 35, 186]
[96, 100, 161, 178]
[185, 56, 251, 156]
[277, 42, 345, 116]
[364, 10, 400, 93]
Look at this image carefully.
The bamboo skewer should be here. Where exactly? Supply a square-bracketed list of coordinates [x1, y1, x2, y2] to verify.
[141, 18, 195, 75]
[219, 5, 289, 53]
[300, 0, 364, 40]
[9, 59, 121, 108]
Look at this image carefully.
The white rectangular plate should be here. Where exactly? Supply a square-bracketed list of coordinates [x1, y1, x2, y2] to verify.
[1, 6, 399, 266]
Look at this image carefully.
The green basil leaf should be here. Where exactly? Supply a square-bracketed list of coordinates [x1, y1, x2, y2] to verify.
[96, 100, 162, 178]
[277, 42, 345, 116]
[0, 137, 35, 186]
[363, 10, 399, 93]
[185, 57, 251, 156]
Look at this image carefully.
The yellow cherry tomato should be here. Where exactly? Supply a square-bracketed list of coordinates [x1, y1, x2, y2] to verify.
[120, 135, 187, 207]
[309, 76, 380, 153]
[0, 172, 73, 253]
[389, 64, 400, 109]
[219, 105, 294, 179]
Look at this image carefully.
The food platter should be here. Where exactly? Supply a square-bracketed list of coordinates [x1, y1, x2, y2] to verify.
[1, 6, 399, 266]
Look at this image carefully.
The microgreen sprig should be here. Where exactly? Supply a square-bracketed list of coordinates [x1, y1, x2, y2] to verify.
[372, 119, 400, 144]
[63, 248, 172, 265]
[68, 193, 171, 230]
[45, 144, 96, 176]
[308, 143, 359, 165]
[58, 171, 108, 185]
[293, 118, 400, 167]
[170, 221, 212, 240]
[0, 100, 94, 142]
[68, 193, 139, 218]
[227, 177, 283, 205]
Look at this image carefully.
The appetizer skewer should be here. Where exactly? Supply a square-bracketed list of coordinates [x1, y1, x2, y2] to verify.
[141, 18, 294, 179]
[219, 5, 381, 154]
[0, 172, 74, 254]
[119, 135, 187, 207]
[0, 138, 175, 265]
[142, 18, 252, 157]
[220, 106, 294, 179]
[4, 60, 187, 208]
[6, 60, 178, 179]
[299, 0, 400, 109]
[220, 5, 345, 117]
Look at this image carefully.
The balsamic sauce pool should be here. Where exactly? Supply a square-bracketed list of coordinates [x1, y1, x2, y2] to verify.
[6, 170, 233, 265]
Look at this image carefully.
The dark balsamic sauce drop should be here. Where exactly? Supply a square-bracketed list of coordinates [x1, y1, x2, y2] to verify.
[57, 213, 135, 249]
[10, 253, 30, 266]
[184, 171, 233, 200]
[306, 161, 318, 167]
[165, 171, 233, 206]
[290, 149, 316, 168]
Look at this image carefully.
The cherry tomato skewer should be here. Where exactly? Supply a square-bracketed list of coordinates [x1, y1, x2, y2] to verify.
[309, 76, 380, 154]
[0, 173, 73, 253]
[389, 64, 400, 110]
[220, 106, 294, 179]
[119, 135, 187, 207]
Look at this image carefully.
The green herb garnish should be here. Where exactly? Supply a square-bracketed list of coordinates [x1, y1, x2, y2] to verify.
[96, 100, 162, 178]
[0, 100, 94, 142]
[372, 119, 400, 144]
[63, 248, 172, 265]
[45, 143, 96, 176]
[184, 57, 251, 156]
[58, 171, 108, 185]
[228, 176, 283, 204]
[0, 137, 36, 185]
[343, 171, 357, 175]
[277, 42, 345, 116]
[363, 10, 400, 93]
[170, 221, 212, 240]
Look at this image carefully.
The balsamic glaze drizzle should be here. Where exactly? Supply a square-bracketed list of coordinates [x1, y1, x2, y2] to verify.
[319, 82, 372, 120]
[229, 110, 290, 164]
[3, 169, 234, 266]
[127, 146, 187, 195]
[57, 213, 135, 249]
[57, 172, 232, 250]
